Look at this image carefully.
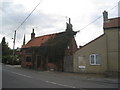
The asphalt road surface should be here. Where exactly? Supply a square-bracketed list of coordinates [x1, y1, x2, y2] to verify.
[2, 64, 118, 88]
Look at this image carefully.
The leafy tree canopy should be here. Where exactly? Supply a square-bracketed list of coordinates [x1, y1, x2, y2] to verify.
[1, 37, 12, 63]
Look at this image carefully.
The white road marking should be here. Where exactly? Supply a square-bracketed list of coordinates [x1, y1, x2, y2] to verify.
[2, 69, 33, 78]
[45, 81, 76, 88]
[10, 72, 33, 78]
[3, 68, 76, 88]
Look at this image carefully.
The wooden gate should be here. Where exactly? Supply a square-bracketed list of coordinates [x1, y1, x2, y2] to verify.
[64, 55, 73, 72]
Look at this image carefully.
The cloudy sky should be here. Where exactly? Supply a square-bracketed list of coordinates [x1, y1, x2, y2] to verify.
[0, 0, 119, 49]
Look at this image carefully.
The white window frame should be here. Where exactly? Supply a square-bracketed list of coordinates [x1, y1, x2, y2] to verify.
[89, 54, 100, 65]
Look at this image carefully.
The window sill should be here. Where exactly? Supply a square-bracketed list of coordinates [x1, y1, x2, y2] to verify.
[90, 64, 101, 66]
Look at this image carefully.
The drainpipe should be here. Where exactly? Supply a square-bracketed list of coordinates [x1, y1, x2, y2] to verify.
[105, 33, 109, 72]
[103, 10, 109, 73]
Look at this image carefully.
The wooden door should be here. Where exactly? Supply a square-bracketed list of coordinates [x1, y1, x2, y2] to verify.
[64, 55, 73, 72]
[37, 56, 41, 68]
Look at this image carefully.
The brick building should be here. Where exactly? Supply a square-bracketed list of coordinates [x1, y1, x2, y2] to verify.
[21, 18, 78, 72]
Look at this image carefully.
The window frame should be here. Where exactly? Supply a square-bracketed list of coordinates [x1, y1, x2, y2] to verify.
[26, 56, 32, 62]
[89, 54, 100, 65]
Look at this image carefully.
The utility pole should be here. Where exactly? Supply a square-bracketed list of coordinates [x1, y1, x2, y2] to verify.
[13, 30, 16, 64]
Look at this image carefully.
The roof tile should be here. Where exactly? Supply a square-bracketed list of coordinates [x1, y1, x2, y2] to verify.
[104, 17, 120, 29]
[22, 32, 64, 48]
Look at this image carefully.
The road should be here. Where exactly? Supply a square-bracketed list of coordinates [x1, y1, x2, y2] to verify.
[2, 64, 118, 88]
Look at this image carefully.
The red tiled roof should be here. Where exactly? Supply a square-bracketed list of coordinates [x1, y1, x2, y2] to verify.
[104, 17, 120, 29]
[22, 32, 64, 48]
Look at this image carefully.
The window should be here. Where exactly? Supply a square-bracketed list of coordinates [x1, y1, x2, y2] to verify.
[78, 56, 84, 65]
[26, 56, 31, 62]
[89, 54, 100, 65]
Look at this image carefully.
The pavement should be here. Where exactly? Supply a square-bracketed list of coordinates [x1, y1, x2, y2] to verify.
[45, 71, 119, 84]
[3, 64, 119, 84]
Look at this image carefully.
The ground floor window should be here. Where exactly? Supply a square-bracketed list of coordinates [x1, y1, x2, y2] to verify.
[26, 56, 31, 62]
[78, 56, 84, 65]
[89, 54, 100, 65]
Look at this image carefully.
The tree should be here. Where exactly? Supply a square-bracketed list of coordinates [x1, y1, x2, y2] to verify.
[1, 37, 12, 63]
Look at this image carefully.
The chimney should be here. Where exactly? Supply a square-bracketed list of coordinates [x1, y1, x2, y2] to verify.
[66, 18, 73, 32]
[103, 10, 108, 22]
[31, 28, 35, 40]
[69, 18, 71, 24]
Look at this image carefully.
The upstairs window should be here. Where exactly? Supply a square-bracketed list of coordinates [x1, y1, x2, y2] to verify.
[89, 54, 100, 65]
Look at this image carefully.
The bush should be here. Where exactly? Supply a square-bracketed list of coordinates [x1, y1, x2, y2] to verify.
[2, 55, 21, 65]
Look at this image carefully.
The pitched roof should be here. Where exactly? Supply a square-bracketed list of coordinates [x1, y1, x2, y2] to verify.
[103, 17, 120, 29]
[78, 17, 119, 50]
[22, 32, 65, 48]
[78, 34, 105, 50]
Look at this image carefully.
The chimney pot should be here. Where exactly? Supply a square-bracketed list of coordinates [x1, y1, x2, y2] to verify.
[31, 28, 35, 40]
[103, 10, 108, 22]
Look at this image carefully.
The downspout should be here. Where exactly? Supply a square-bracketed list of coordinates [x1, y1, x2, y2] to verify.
[105, 33, 109, 72]
[103, 10, 109, 73]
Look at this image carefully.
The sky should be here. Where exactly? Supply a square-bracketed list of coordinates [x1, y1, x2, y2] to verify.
[0, 0, 119, 49]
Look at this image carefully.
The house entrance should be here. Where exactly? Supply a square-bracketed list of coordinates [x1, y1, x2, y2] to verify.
[36, 56, 41, 68]
[64, 55, 73, 72]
